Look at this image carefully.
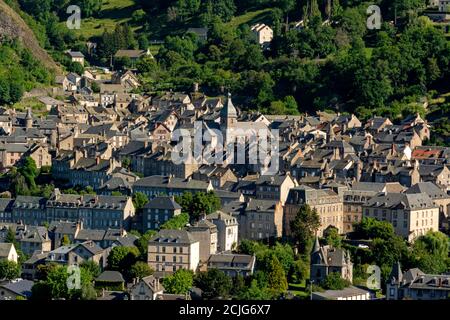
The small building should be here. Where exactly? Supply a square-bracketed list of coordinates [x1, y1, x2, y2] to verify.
[310, 238, 353, 284]
[95, 271, 125, 291]
[66, 51, 85, 66]
[0, 279, 34, 300]
[0, 243, 18, 263]
[129, 275, 164, 300]
[312, 286, 372, 300]
[38, 97, 65, 112]
[251, 23, 273, 48]
[207, 253, 255, 277]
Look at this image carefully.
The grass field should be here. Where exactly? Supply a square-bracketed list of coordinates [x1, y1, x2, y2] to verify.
[69, 0, 139, 39]
[13, 97, 48, 116]
[227, 8, 273, 29]
[288, 282, 309, 299]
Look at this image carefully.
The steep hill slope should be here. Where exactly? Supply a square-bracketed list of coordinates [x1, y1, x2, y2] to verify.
[0, 0, 61, 73]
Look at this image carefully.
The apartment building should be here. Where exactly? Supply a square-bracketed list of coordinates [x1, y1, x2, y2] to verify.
[148, 230, 200, 273]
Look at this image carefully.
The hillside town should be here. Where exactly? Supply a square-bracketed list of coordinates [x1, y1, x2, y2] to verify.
[0, 0, 450, 303]
[0, 65, 449, 301]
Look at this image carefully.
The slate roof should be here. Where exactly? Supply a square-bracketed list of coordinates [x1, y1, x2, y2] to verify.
[96, 271, 125, 283]
[133, 175, 211, 190]
[312, 286, 370, 300]
[13, 196, 46, 209]
[208, 253, 255, 269]
[0, 280, 34, 298]
[364, 193, 437, 210]
[405, 182, 450, 200]
[150, 229, 197, 244]
[144, 196, 181, 210]
[0, 199, 14, 212]
[67, 51, 84, 58]
[245, 199, 278, 212]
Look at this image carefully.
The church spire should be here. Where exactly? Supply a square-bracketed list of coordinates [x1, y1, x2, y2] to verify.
[25, 108, 33, 129]
[220, 92, 237, 128]
[312, 236, 320, 254]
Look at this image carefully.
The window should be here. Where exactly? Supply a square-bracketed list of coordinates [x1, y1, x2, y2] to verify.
[173, 256, 176, 262]
[390, 288, 395, 297]
[173, 265, 177, 272]
[162, 247, 166, 253]
[162, 256, 166, 262]
[180, 247, 183, 254]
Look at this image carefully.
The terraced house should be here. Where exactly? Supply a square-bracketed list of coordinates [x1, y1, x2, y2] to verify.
[284, 185, 344, 237]
[5, 191, 134, 230]
[362, 193, 439, 241]
[133, 175, 213, 198]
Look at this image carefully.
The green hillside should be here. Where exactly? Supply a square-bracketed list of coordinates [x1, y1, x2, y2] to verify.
[3, 0, 450, 142]
[71, 0, 139, 39]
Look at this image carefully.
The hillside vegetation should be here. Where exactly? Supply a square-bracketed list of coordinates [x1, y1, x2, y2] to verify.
[3, 0, 450, 133]
[0, 0, 61, 73]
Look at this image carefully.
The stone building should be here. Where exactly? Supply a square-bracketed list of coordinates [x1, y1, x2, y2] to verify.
[147, 230, 200, 273]
[187, 220, 218, 263]
[142, 196, 182, 231]
[239, 199, 283, 241]
[284, 186, 344, 237]
[386, 262, 450, 300]
[206, 211, 238, 252]
[362, 193, 439, 241]
[310, 238, 353, 284]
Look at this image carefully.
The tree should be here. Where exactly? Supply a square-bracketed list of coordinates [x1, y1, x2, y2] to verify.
[18, 157, 38, 191]
[237, 279, 274, 300]
[135, 230, 157, 258]
[162, 269, 194, 294]
[67, 61, 84, 75]
[289, 204, 320, 254]
[353, 217, 395, 240]
[130, 261, 154, 279]
[321, 272, 351, 290]
[107, 246, 140, 276]
[160, 213, 189, 230]
[194, 268, 233, 299]
[80, 261, 101, 278]
[410, 231, 449, 274]
[74, 0, 102, 17]
[175, 191, 221, 220]
[289, 258, 309, 284]
[0, 260, 21, 280]
[31, 265, 95, 300]
[5, 227, 17, 244]
[323, 226, 342, 248]
[266, 255, 288, 294]
[133, 192, 149, 211]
